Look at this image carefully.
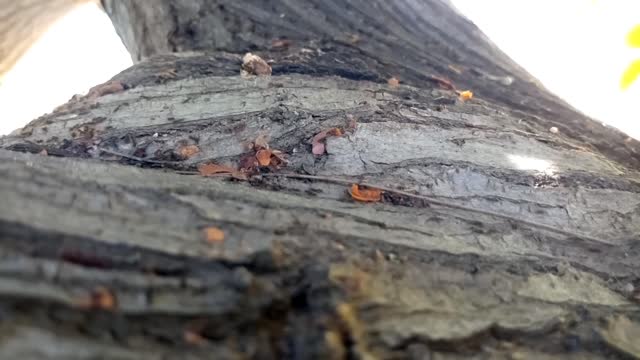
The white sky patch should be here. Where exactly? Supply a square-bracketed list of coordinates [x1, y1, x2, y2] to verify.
[452, 0, 640, 139]
[0, 2, 131, 135]
[507, 155, 556, 175]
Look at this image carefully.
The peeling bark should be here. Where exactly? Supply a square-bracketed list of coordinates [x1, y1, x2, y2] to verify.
[1, 0, 640, 359]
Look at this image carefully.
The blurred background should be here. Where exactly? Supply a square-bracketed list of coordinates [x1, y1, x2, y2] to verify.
[0, 0, 638, 138]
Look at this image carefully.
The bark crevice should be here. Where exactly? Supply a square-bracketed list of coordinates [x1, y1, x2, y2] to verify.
[2, 0, 640, 358]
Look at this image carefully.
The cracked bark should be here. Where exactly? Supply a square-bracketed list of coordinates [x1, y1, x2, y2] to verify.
[1, 0, 640, 359]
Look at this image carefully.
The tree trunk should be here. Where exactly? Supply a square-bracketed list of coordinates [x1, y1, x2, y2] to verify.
[1, 0, 640, 359]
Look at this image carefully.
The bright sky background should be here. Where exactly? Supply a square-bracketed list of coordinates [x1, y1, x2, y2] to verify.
[0, 2, 131, 135]
[452, 0, 640, 138]
[0, 1, 638, 139]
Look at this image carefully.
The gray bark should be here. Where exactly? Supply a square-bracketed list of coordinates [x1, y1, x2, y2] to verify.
[1, 0, 639, 359]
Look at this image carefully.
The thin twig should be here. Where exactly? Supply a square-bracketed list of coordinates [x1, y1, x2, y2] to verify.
[261, 172, 607, 244]
[97, 148, 185, 165]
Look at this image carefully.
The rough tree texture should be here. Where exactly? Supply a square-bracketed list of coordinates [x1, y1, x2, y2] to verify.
[1, 0, 639, 359]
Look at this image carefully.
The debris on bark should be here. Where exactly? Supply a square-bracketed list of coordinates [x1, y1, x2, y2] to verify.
[203, 226, 225, 244]
[86, 80, 126, 101]
[177, 144, 200, 159]
[458, 90, 473, 101]
[271, 39, 292, 49]
[348, 184, 383, 202]
[256, 149, 273, 166]
[252, 134, 270, 150]
[312, 128, 343, 156]
[3, 0, 640, 357]
[197, 162, 247, 180]
[74, 286, 117, 311]
[241, 52, 272, 76]
[156, 67, 177, 81]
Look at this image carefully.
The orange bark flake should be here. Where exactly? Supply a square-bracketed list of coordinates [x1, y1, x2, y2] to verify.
[256, 149, 273, 166]
[387, 77, 400, 88]
[178, 144, 200, 159]
[459, 90, 473, 101]
[198, 163, 247, 180]
[203, 226, 225, 244]
[348, 184, 383, 202]
[75, 286, 117, 310]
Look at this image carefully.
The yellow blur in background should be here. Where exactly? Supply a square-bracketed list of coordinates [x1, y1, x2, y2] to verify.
[453, 0, 640, 138]
[0, 1, 638, 138]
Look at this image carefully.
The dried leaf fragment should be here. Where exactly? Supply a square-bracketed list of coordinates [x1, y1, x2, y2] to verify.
[270, 149, 287, 163]
[271, 39, 292, 48]
[93, 287, 116, 309]
[75, 286, 117, 310]
[387, 77, 400, 88]
[184, 330, 207, 346]
[242, 53, 272, 76]
[346, 114, 358, 131]
[197, 162, 247, 180]
[256, 149, 273, 166]
[86, 80, 125, 100]
[157, 68, 177, 80]
[253, 134, 270, 150]
[239, 154, 259, 172]
[312, 128, 343, 156]
[198, 163, 235, 176]
[240, 135, 287, 172]
[203, 226, 225, 244]
[178, 144, 200, 159]
[458, 90, 473, 101]
[312, 139, 326, 156]
[348, 184, 382, 202]
[184, 319, 209, 345]
[432, 76, 456, 91]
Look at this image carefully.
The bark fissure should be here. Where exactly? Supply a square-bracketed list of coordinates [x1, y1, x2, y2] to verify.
[2, 0, 640, 358]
